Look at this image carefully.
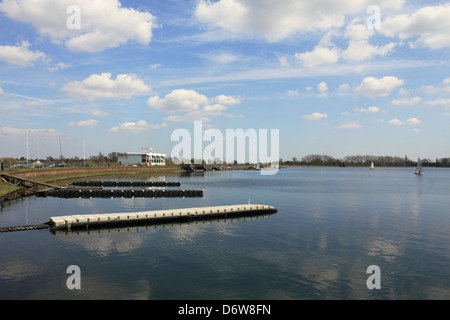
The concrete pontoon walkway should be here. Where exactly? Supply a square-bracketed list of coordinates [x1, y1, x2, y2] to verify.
[50, 204, 277, 230]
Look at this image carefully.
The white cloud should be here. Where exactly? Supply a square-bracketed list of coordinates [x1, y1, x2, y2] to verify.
[336, 121, 362, 129]
[69, 119, 98, 127]
[425, 98, 450, 107]
[0, 0, 157, 52]
[338, 83, 351, 96]
[164, 113, 213, 123]
[147, 89, 209, 113]
[61, 73, 151, 101]
[279, 56, 289, 67]
[317, 81, 328, 98]
[355, 106, 380, 113]
[397, 88, 409, 95]
[295, 20, 397, 67]
[0, 41, 47, 67]
[341, 21, 397, 62]
[406, 117, 421, 125]
[149, 64, 161, 70]
[109, 121, 167, 134]
[148, 89, 241, 122]
[381, 4, 450, 49]
[22, 101, 46, 109]
[421, 78, 450, 94]
[295, 46, 340, 68]
[391, 97, 421, 105]
[388, 118, 405, 125]
[0, 126, 57, 135]
[388, 117, 421, 125]
[286, 89, 299, 97]
[302, 112, 328, 121]
[199, 52, 244, 64]
[213, 94, 241, 105]
[195, 0, 366, 41]
[92, 110, 109, 118]
[47, 62, 71, 72]
[354, 76, 404, 98]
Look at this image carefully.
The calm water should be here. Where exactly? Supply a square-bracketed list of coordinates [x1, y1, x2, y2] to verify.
[1, 167, 449, 300]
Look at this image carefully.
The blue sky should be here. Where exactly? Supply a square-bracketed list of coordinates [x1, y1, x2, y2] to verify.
[1, 0, 449, 161]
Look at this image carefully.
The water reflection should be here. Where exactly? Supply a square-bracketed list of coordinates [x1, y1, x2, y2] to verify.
[0, 257, 42, 282]
[51, 214, 275, 237]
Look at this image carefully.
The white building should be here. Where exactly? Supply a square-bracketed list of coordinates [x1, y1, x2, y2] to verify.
[118, 147, 166, 166]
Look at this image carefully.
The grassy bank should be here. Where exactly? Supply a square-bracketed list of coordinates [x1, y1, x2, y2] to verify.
[0, 182, 22, 197]
[0, 165, 183, 198]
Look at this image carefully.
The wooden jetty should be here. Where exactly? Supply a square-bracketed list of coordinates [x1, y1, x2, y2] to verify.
[49, 204, 277, 231]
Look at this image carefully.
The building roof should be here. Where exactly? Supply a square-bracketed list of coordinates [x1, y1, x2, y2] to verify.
[125, 152, 166, 156]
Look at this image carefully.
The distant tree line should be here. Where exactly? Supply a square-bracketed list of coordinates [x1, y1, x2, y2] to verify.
[2, 152, 450, 170]
[0, 152, 127, 169]
[281, 155, 450, 167]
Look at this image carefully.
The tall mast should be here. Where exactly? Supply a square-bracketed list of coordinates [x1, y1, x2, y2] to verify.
[26, 130, 29, 166]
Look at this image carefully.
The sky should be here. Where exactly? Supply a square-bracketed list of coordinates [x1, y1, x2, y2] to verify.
[0, 0, 450, 162]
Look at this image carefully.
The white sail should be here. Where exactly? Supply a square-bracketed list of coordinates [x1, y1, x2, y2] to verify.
[370, 162, 374, 170]
[415, 158, 423, 175]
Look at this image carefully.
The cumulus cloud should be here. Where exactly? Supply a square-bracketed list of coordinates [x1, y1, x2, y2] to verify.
[61, 73, 151, 101]
[0, 41, 47, 67]
[92, 110, 109, 117]
[109, 121, 167, 134]
[147, 89, 209, 113]
[388, 118, 405, 125]
[295, 46, 340, 68]
[336, 121, 362, 129]
[391, 97, 421, 105]
[317, 81, 328, 98]
[406, 117, 421, 125]
[421, 78, 450, 94]
[355, 106, 380, 113]
[354, 76, 404, 98]
[388, 118, 421, 125]
[47, 62, 71, 72]
[425, 98, 450, 107]
[380, 4, 450, 49]
[0, 0, 157, 52]
[69, 119, 98, 127]
[302, 112, 328, 121]
[195, 0, 366, 41]
[147, 89, 241, 122]
[341, 21, 397, 62]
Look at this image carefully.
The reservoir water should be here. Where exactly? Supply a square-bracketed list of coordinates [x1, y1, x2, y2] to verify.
[1, 167, 449, 299]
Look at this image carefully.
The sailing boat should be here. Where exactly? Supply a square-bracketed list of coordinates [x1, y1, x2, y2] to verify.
[370, 162, 375, 170]
[414, 158, 423, 175]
